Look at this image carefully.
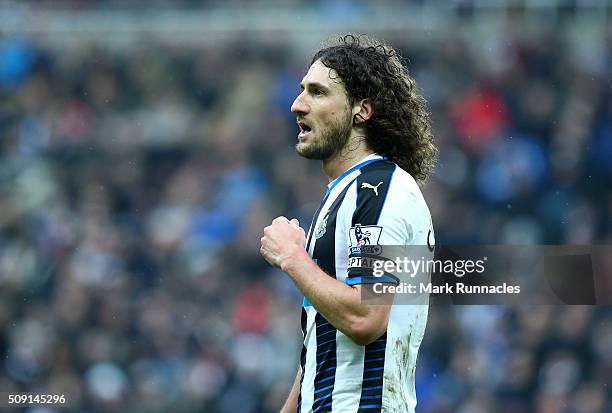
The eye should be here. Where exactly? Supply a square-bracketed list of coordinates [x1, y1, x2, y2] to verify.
[312, 88, 325, 96]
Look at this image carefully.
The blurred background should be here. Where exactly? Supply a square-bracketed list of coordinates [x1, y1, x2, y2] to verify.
[0, 0, 611, 412]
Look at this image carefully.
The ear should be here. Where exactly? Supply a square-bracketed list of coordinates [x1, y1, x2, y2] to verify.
[352, 99, 374, 125]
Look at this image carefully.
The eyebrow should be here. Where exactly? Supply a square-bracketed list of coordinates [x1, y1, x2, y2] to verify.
[299, 81, 329, 91]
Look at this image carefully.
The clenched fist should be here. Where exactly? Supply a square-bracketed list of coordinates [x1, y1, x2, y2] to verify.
[260, 216, 306, 270]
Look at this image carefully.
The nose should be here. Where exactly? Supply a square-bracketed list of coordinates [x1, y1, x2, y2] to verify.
[291, 91, 309, 115]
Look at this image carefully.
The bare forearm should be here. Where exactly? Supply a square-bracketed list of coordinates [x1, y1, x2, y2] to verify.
[280, 366, 302, 413]
[260, 219, 389, 345]
[281, 248, 380, 343]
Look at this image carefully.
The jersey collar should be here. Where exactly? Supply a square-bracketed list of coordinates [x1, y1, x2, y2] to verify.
[325, 153, 384, 197]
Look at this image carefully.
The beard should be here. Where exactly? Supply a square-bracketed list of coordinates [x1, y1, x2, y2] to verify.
[296, 110, 353, 160]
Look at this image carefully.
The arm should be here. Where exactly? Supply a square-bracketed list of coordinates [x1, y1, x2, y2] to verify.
[281, 246, 390, 346]
[261, 217, 391, 346]
[280, 365, 302, 413]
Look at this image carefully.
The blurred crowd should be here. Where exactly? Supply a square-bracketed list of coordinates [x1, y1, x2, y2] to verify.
[0, 11, 611, 413]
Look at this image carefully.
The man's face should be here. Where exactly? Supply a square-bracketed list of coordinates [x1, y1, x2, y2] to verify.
[291, 60, 353, 160]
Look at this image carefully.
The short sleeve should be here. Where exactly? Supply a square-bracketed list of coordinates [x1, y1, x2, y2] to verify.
[346, 164, 405, 286]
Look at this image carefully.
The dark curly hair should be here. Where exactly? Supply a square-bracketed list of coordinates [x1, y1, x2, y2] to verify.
[311, 34, 437, 183]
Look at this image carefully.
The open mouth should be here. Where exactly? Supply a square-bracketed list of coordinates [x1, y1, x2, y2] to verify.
[297, 120, 312, 138]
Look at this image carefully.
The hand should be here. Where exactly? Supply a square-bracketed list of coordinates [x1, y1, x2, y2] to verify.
[260, 216, 306, 269]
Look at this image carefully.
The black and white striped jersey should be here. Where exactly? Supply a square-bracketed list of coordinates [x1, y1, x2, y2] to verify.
[298, 153, 433, 413]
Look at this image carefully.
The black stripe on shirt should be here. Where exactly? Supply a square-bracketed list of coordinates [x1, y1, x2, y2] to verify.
[312, 177, 356, 276]
[352, 161, 396, 227]
[357, 333, 387, 413]
[297, 308, 307, 413]
[312, 313, 336, 413]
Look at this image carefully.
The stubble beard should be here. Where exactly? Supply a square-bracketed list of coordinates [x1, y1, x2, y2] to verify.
[296, 111, 353, 161]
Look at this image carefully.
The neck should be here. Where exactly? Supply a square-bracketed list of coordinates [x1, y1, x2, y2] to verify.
[322, 134, 374, 182]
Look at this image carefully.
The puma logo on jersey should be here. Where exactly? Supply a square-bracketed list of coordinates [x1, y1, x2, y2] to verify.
[361, 181, 383, 196]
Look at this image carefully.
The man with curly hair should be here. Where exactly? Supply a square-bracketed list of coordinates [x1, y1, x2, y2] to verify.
[260, 34, 437, 413]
